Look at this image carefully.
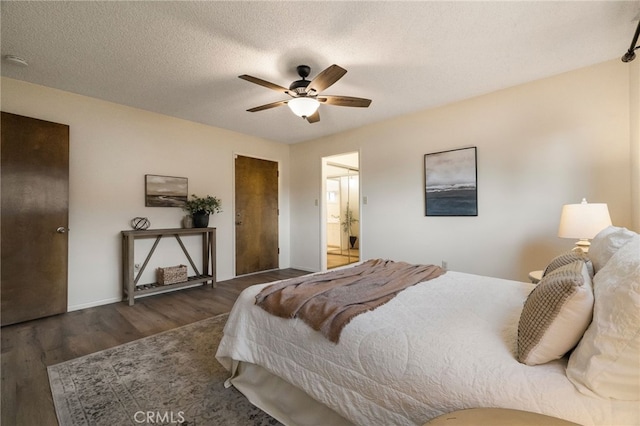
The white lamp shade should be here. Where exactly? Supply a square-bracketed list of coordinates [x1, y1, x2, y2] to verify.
[558, 198, 612, 240]
[287, 97, 320, 117]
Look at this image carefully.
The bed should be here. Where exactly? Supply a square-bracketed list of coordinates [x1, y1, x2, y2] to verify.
[216, 227, 640, 426]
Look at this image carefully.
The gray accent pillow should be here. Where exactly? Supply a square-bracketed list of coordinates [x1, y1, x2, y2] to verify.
[543, 249, 593, 278]
[518, 260, 594, 366]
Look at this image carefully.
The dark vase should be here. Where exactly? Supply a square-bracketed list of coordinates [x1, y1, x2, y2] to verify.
[192, 211, 210, 228]
[349, 236, 357, 248]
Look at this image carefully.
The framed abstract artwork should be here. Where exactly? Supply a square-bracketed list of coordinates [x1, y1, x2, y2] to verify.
[424, 147, 477, 216]
[145, 174, 188, 207]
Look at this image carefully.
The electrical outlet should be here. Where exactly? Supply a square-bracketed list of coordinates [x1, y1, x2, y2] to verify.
[441, 261, 448, 271]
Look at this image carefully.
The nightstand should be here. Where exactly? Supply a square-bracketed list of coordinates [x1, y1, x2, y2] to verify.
[528, 270, 543, 284]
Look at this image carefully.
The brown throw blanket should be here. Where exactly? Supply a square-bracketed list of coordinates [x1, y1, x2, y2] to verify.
[255, 259, 445, 343]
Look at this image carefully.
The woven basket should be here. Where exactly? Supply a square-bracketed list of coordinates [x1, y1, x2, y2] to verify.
[157, 264, 187, 285]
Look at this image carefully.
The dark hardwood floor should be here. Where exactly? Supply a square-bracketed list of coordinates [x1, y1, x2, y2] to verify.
[1, 268, 308, 426]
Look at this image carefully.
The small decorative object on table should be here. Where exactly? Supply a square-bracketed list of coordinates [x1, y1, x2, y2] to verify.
[157, 265, 187, 285]
[131, 217, 150, 230]
[183, 194, 222, 228]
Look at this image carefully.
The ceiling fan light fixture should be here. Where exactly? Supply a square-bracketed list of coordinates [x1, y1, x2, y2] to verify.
[287, 97, 320, 118]
[240, 64, 370, 124]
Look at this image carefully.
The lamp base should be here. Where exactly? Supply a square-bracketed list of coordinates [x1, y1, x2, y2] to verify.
[573, 239, 591, 253]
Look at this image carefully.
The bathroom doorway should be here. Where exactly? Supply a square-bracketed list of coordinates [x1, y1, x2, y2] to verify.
[323, 152, 360, 269]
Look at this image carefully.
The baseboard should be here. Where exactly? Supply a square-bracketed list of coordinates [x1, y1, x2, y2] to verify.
[289, 265, 318, 273]
[68, 296, 122, 312]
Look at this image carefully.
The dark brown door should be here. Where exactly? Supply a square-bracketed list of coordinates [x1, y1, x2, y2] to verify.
[235, 155, 279, 275]
[1, 112, 69, 326]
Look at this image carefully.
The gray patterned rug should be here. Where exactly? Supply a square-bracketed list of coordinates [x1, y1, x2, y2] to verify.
[48, 313, 280, 426]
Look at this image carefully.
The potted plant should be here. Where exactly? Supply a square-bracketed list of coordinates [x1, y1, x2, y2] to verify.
[341, 205, 359, 248]
[183, 194, 222, 228]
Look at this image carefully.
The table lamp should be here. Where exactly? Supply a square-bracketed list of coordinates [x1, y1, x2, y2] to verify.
[558, 198, 612, 252]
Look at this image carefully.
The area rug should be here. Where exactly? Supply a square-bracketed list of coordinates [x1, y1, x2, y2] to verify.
[48, 313, 280, 426]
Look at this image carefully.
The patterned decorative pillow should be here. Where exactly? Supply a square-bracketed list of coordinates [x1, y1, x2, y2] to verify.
[517, 260, 594, 366]
[543, 249, 593, 278]
[567, 235, 640, 400]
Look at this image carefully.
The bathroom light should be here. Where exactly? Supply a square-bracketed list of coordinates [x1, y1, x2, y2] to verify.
[558, 198, 612, 251]
[288, 97, 320, 118]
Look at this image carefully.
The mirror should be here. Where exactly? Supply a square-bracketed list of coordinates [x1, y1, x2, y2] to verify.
[325, 154, 359, 269]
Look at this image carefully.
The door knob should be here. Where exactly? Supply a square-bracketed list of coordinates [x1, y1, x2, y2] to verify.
[56, 227, 68, 233]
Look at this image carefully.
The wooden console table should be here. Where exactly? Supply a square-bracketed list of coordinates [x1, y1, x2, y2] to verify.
[121, 227, 216, 305]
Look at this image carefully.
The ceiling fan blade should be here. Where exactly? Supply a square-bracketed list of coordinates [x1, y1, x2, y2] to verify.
[239, 75, 291, 95]
[306, 65, 347, 93]
[318, 95, 372, 108]
[306, 110, 320, 123]
[247, 100, 288, 112]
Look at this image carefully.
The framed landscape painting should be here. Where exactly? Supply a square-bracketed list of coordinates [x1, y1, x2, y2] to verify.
[424, 147, 477, 216]
[145, 174, 188, 207]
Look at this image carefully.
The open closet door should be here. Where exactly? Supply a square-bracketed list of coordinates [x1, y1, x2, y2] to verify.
[1, 112, 69, 326]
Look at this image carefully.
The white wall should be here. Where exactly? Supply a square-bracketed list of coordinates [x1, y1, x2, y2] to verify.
[1, 77, 291, 311]
[2, 58, 636, 310]
[290, 60, 637, 281]
[630, 60, 640, 231]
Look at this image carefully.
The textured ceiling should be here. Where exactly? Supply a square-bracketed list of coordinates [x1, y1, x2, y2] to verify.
[1, 1, 639, 144]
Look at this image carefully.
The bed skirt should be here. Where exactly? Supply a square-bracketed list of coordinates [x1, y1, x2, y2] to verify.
[226, 360, 354, 426]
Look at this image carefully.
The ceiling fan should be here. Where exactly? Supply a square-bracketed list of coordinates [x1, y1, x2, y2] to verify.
[239, 64, 372, 123]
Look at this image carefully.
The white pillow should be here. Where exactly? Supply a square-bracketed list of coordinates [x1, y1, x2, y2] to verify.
[588, 226, 637, 273]
[567, 235, 640, 400]
[542, 249, 593, 278]
[517, 260, 594, 366]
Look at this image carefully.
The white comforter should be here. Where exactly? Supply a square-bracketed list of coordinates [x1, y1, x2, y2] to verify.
[216, 270, 640, 426]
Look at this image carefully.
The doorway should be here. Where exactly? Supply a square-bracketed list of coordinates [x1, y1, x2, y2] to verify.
[235, 155, 279, 276]
[323, 152, 360, 269]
